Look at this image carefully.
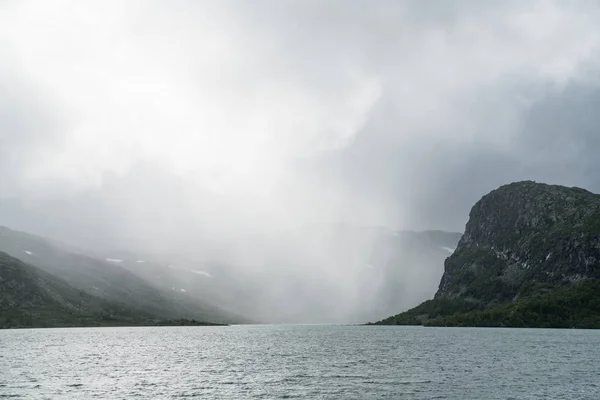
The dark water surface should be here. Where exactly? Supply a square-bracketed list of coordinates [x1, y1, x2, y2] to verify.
[1, 325, 599, 399]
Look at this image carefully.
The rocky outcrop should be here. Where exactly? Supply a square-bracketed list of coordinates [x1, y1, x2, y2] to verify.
[436, 181, 600, 303]
[373, 181, 600, 327]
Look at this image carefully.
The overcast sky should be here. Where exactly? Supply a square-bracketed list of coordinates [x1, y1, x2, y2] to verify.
[2, 0, 600, 251]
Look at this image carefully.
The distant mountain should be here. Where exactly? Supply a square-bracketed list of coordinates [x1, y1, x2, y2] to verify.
[373, 181, 600, 328]
[0, 220, 461, 324]
[0, 251, 153, 328]
[0, 226, 244, 324]
[107, 225, 462, 323]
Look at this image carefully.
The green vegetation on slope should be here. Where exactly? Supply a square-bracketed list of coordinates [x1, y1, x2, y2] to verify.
[0, 252, 228, 328]
[374, 279, 600, 328]
[0, 226, 243, 323]
[426, 279, 600, 329]
[369, 298, 482, 325]
[0, 251, 154, 328]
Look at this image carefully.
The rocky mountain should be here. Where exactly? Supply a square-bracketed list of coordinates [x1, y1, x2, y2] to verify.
[0, 226, 244, 324]
[374, 181, 600, 328]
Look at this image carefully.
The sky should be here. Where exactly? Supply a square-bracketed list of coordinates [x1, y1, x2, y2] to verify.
[2, 0, 600, 251]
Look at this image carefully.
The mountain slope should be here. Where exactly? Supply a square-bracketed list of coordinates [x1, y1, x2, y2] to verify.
[90, 227, 462, 324]
[0, 226, 243, 323]
[0, 222, 460, 324]
[373, 181, 600, 328]
[0, 251, 155, 328]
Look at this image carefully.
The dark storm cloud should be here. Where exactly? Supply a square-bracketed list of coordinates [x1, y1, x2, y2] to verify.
[321, 81, 600, 232]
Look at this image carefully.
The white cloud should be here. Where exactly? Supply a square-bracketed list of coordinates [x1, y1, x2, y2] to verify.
[0, 0, 380, 191]
[2, 0, 600, 233]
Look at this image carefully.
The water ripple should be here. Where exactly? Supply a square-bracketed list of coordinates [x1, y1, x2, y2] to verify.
[0, 326, 599, 399]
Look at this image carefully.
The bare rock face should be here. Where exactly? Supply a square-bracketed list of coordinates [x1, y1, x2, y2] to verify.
[436, 181, 600, 304]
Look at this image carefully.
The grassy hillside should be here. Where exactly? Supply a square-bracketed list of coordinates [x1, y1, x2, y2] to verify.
[427, 279, 600, 329]
[371, 279, 600, 328]
[0, 226, 244, 324]
[0, 251, 157, 328]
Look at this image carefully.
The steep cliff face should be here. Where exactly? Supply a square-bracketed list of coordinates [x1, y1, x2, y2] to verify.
[373, 181, 600, 327]
[436, 181, 600, 303]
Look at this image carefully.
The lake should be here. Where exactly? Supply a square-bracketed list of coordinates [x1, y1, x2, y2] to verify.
[1, 325, 599, 399]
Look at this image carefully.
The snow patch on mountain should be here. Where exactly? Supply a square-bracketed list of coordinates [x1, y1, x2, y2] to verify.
[190, 269, 211, 277]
